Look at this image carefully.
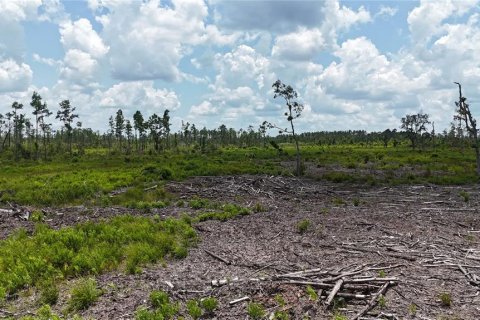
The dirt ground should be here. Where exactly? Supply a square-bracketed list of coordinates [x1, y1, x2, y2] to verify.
[3, 175, 480, 319]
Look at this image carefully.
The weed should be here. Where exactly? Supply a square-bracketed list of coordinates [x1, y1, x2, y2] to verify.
[200, 297, 218, 314]
[30, 210, 44, 222]
[439, 292, 452, 307]
[459, 190, 470, 202]
[150, 290, 169, 308]
[68, 278, 101, 311]
[408, 303, 417, 315]
[378, 295, 386, 309]
[332, 312, 348, 320]
[352, 198, 360, 207]
[378, 270, 386, 278]
[274, 310, 290, 319]
[297, 219, 311, 234]
[305, 285, 318, 301]
[186, 300, 202, 319]
[19, 304, 63, 320]
[38, 279, 59, 305]
[253, 203, 268, 213]
[247, 302, 265, 320]
[332, 198, 346, 206]
[274, 294, 285, 307]
[0, 216, 196, 299]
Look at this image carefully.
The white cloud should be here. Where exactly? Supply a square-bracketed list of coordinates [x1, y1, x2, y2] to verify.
[0, 59, 33, 93]
[375, 6, 398, 18]
[190, 100, 218, 116]
[60, 49, 99, 86]
[59, 18, 109, 58]
[98, 81, 181, 112]
[214, 45, 274, 90]
[272, 28, 325, 61]
[94, 0, 238, 82]
[407, 0, 478, 44]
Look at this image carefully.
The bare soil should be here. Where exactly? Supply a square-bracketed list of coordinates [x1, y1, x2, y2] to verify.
[4, 175, 480, 319]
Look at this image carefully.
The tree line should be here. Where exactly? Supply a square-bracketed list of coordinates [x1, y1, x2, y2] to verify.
[0, 83, 476, 166]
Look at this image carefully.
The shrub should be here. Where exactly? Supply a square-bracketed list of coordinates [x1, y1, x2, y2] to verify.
[306, 285, 318, 301]
[201, 297, 218, 314]
[297, 219, 311, 234]
[186, 300, 202, 319]
[439, 292, 452, 307]
[68, 278, 101, 311]
[247, 302, 265, 320]
[38, 279, 59, 305]
[150, 290, 169, 308]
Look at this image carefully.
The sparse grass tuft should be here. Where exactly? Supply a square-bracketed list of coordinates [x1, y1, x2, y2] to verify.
[186, 300, 202, 319]
[200, 297, 218, 314]
[247, 302, 265, 320]
[68, 278, 101, 311]
[439, 292, 452, 307]
[305, 285, 318, 301]
[297, 219, 311, 234]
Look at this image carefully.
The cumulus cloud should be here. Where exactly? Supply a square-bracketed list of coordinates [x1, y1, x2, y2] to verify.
[59, 18, 109, 58]
[0, 59, 33, 93]
[98, 81, 180, 112]
[272, 28, 325, 61]
[407, 0, 478, 44]
[214, 45, 274, 90]
[92, 0, 238, 82]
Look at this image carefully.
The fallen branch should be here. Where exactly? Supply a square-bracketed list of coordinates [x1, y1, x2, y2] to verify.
[229, 296, 250, 305]
[326, 279, 344, 307]
[352, 281, 391, 320]
[204, 249, 231, 265]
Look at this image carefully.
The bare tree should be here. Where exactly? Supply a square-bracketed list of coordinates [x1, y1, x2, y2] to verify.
[454, 82, 480, 175]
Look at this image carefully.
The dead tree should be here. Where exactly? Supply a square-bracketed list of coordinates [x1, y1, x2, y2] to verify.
[454, 82, 480, 176]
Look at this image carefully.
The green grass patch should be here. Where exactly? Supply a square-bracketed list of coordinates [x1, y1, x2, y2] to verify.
[0, 216, 196, 300]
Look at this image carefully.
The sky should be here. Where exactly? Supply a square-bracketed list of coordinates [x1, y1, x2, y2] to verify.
[0, 0, 479, 133]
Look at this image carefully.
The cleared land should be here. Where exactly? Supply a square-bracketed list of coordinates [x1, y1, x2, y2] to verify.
[2, 174, 480, 319]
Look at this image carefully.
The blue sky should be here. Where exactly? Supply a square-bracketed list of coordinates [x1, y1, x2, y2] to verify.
[0, 0, 479, 133]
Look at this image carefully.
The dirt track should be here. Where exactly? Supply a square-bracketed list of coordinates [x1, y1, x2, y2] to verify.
[5, 175, 480, 319]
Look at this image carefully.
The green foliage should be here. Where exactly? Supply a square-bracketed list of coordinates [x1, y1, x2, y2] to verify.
[247, 302, 265, 320]
[20, 304, 63, 320]
[378, 270, 386, 278]
[38, 279, 59, 305]
[297, 219, 311, 234]
[352, 198, 360, 207]
[408, 303, 417, 315]
[194, 203, 251, 222]
[459, 190, 470, 202]
[274, 311, 290, 320]
[0, 216, 196, 298]
[30, 210, 44, 222]
[68, 278, 100, 311]
[150, 290, 170, 308]
[332, 313, 348, 320]
[186, 300, 202, 319]
[136, 290, 178, 320]
[274, 294, 285, 307]
[305, 285, 318, 301]
[440, 292, 452, 307]
[200, 297, 218, 313]
[378, 295, 386, 309]
[253, 203, 268, 213]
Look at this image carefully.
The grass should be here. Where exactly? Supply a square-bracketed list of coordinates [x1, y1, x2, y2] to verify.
[247, 302, 265, 320]
[297, 219, 311, 234]
[68, 278, 101, 311]
[0, 215, 197, 301]
[1, 144, 479, 207]
[439, 292, 452, 307]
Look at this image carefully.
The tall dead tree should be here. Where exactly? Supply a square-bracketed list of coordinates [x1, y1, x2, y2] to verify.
[454, 82, 480, 175]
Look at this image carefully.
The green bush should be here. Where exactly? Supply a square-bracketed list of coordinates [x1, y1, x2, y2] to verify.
[0, 216, 197, 298]
[247, 302, 265, 320]
[297, 219, 311, 234]
[186, 300, 202, 319]
[201, 297, 218, 314]
[68, 278, 101, 311]
[38, 279, 59, 305]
